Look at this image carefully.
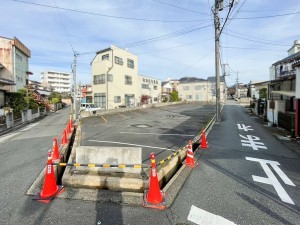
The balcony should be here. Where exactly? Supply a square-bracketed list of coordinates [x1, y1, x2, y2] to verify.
[279, 69, 296, 77]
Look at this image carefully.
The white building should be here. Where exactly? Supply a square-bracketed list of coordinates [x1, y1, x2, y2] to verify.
[139, 74, 161, 104]
[178, 76, 227, 103]
[41, 70, 71, 94]
[91, 45, 161, 109]
[0, 36, 32, 92]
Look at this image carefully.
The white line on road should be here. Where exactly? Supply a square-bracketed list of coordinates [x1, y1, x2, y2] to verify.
[120, 131, 194, 137]
[88, 140, 175, 151]
[0, 132, 20, 144]
[187, 205, 237, 225]
[20, 122, 40, 131]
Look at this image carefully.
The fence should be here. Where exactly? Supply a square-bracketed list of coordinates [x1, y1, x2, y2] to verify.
[0, 107, 48, 133]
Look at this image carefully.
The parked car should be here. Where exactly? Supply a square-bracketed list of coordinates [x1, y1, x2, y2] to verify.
[79, 103, 102, 114]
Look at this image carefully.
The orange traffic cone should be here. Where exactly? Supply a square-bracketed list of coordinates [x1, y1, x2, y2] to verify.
[143, 153, 166, 209]
[61, 130, 68, 145]
[33, 151, 63, 202]
[69, 115, 74, 129]
[68, 121, 72, 133]
[51, 137, 60, 162]
[200, 129, 208, 149]
[185, 140, 197, 168]
[66, 122, 71, 135]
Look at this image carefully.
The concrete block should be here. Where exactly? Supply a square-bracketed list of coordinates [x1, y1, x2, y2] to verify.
[76, 146, 142, 174]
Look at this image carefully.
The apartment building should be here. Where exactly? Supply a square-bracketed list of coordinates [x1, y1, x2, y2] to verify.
[178, 76, 226, 103]
[0, 36, 32, 92]
[91, 46, 140, 109]
[41, 70, 71, 94]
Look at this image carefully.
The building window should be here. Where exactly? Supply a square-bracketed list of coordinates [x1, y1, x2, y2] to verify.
[94, 74, 105, 84]
[114, 96, 121, 103]
[102, 54, 109, 61]
[183, 86, 190, 90]
[125, 75, 132, 85]
[94, 93, 106, 108]
[127, 59, 134, 69]
[142, 84, 149, 89]
[186, 95, 192, 99]
[108, 74, 113, 82]
[115, 56, 123, 65]
[16, 53, 22, 61]
[154, 85, 158, 90]
[195, 85, 201, 90]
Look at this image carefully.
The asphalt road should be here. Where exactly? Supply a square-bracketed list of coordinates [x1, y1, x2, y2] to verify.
[0, 102, 299, 225]
[80, 103, 215, 164]
[170, 100, 300, 225]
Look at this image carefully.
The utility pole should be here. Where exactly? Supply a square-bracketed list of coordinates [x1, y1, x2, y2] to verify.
[73, 52, 78, 121]
[214, 0, 222, 122]
[236, 70, 239, 99]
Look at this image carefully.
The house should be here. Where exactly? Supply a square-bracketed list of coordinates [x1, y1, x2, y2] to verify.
[0, 36, 32, 93]
[294, 58, 300, 137]
[267, 40, 299, 137]
[79, 84, 93, 103]
[41, 70, 71, 95]
[177, 76, 226, 103]
[161, 79, 179, 102]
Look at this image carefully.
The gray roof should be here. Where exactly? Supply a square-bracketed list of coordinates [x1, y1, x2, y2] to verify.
[179, 77, 206, 83]
[207, 76, 225, 82]
[273, 51, 300, 66]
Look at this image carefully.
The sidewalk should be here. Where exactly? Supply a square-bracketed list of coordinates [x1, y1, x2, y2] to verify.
[247, 108, 300, 156]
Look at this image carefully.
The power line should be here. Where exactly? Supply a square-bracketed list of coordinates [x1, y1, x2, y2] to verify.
[152, 0, 210, 15]
[228, 10, 300, 20]
[225, 29, 291, 45]
[52, 0, 75, 53]
[224, 32, 291, 47]
[219, 0, 235, 37]
[138, 38, 214, 55]
[121, 23, 213, 48]
[220, 46, 287, 51]
[11, 0, 207, 23]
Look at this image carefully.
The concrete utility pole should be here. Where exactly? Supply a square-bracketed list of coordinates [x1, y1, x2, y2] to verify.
[214, 0, 222, 122]
[73, 52, 78, 120]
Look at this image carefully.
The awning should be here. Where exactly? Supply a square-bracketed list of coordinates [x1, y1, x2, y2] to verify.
[271, 90, 295, 97]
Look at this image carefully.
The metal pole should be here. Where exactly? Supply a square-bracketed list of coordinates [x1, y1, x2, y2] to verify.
[214, 0, 221, 122]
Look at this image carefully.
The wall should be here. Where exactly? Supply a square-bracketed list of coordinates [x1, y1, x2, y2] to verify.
[296, 67, 300, 99]
[267, 100, 285, 125]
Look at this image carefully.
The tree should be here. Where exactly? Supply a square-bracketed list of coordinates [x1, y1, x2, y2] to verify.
[169, 90, 179, 102]
[259, 88, 267, 99]
[5, 92, 28, 119]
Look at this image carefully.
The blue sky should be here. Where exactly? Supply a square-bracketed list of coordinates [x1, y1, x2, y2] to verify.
[2, 0, 300, 86]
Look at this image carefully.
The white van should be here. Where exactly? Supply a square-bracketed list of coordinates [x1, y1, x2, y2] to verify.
[79, 103, 102, 114]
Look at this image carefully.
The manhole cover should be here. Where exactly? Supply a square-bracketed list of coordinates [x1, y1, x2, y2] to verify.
[131, 124, 152, 128]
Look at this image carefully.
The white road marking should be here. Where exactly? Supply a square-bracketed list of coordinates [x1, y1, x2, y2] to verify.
[246, 157, 295, 205]
[240, 134, 267, 150]
[187, 205, 237, 225]
[0, 132, 20, 143]
[88, 140, 175, 151]
[20, 122, 39, 131]
[120, 131, 194, 137]
[237, 123, 253, 131]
